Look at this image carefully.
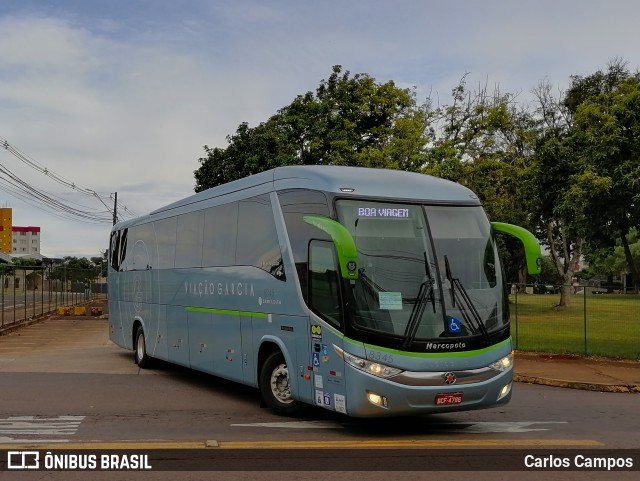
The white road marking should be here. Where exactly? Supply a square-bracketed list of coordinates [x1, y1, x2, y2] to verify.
[447, 421, 568, 433]
[0, 416, 85, 443]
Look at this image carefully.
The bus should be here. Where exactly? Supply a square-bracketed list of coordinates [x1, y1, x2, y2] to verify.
[108, 166, 541, 417]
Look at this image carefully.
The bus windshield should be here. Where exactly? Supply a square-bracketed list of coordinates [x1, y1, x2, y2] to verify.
[335, 200, 505, 347]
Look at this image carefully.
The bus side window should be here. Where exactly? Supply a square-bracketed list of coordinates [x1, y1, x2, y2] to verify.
[175, 210, 204, 268]
[202, 202, 238, 267]
[110, 229, 125, 271]
[155, 216, 177, 269]
[277, 189, 330, 300]
[237, 194, 285, 280]
[308, 240, 343, 330]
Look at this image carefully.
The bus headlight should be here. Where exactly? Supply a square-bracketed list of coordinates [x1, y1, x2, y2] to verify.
[497, 382, 512, 401]
[366, 391, 388, 408]
[340, 350, 403, 379]
[489, 352, 514, 372]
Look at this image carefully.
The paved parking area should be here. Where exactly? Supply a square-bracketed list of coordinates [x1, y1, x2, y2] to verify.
[0, 317, 143, 374]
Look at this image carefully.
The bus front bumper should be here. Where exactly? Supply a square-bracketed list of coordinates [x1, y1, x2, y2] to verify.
[343, 365, 513, 417]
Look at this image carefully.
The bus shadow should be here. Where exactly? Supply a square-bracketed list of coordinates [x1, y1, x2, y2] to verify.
[122, 354, 476, 433]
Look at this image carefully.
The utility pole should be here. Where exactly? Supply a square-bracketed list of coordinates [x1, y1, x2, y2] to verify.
[112, 192, 118, 225]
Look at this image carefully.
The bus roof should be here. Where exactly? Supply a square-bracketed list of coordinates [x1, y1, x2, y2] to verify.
[132, 166, 480, 223]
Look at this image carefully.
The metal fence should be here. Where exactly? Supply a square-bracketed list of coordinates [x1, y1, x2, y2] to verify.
[2, 271, 638, 360]
[510, 283, 640, 360]
[0, 265, 106, 330]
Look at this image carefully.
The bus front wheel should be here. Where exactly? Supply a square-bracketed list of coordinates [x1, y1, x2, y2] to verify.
[134, 326, 152, 369]
[259, 351, 302, 416]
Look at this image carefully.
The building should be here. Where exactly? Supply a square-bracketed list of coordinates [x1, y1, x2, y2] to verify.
[0, 208, 11, 253]
[0, 207, 41, 256]
[12, 226, 41, 255]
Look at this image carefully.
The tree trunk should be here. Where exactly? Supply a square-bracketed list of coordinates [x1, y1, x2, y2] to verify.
[545, 221, 583, 310]
[621, 234, 640, 294]
[558, 282, 573, 309]
[606, 273, 614, 293]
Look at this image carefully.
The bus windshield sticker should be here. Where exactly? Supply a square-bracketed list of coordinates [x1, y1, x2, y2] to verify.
[379, 292, 402, 310]
[447, 316, 462, 334]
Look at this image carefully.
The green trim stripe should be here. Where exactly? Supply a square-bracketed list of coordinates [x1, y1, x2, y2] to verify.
[185, 307, 268, 318]
[343, 337, 511, 358]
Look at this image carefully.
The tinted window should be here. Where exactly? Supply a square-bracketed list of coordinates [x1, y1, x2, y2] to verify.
[278, 189, 330, 298]
[202, 202, 238, 267]
[154, 217, 177, 269]
[277, 190, 330, 263]
[131, 223, 155, 270]
[237, 194, 284, 279]
[109, 228, 128, 271]
[309, 240, 342, 329]
[175, 210, 204, 268]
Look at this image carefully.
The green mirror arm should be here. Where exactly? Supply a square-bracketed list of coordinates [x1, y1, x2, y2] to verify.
[303, 215, 358, 279]
[491, 222, 542, 275]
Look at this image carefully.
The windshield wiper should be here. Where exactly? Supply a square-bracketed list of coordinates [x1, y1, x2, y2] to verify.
[444, 255, 490, 344]
[402, 252, 436, 349]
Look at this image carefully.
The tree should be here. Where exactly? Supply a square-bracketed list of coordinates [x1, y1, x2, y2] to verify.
[48, 257, 101, 286]
[91, 254, 108, 277]
[582, 228, 640, 291]
[524, 59, 640, 306]
[194, 66, 426, 191]
[421, 76, 539, 284]
[526, 127, 587, 308]
[567, 63, 640, 292]
[9, 257, 41, 267]
[524, 73, 608, 309]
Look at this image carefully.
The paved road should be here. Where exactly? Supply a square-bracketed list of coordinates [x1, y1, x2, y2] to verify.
[0, 317, 638, 480]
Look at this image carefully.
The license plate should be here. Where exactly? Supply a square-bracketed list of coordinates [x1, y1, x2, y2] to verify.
[435, 393, 463, 406]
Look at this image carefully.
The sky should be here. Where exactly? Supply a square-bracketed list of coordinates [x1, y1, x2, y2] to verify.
[1, 0, 639, 259]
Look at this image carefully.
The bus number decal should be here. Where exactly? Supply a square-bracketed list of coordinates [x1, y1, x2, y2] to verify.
[367, 351, 394, 364]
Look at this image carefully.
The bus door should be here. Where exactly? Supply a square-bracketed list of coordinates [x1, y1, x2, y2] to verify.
[308, 241, 348, 415]
[208, 311, 244, 382]
[187, 308, 245, 383]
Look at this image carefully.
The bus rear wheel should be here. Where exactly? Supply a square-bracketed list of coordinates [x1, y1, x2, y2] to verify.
[134, 326, 152, 369]
[259, 351, 302, 416]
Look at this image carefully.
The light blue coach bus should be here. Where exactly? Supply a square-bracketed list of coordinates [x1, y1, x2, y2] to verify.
[108, 166, 540, 417]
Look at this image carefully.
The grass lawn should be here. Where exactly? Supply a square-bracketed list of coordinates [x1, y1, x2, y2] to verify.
[510, 293, 640, 360]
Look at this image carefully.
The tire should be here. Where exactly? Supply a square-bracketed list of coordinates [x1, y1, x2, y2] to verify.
[134, 325, 152, 369]
[259, 351, 302, 416]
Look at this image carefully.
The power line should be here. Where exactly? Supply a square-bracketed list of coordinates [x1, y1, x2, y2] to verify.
[0, 135, 137, 224]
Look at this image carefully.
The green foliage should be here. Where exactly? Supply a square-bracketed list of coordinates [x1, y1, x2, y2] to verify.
[10, 257, 40, 267]
[91, 255, 107, 277]
[192, 60, 640, 294]
[563, 63, 640, 289]
[421, 76, 538, 283]
[194, 66, 426, 190]
[583, 228, 640, 280]
[48, 256, 101, 283]
[537, 256, 564, 286]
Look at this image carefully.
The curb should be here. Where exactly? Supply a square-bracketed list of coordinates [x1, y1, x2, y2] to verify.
[514, 374, 640, 393]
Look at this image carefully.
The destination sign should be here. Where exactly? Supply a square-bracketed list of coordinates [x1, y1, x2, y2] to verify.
[357, 207, 411, 218]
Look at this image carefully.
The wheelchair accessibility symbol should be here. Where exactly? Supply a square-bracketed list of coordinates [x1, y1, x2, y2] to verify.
[447, 316, 461, 334]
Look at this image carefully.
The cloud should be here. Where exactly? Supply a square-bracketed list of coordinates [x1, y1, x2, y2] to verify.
[1, 0, 640, 257]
